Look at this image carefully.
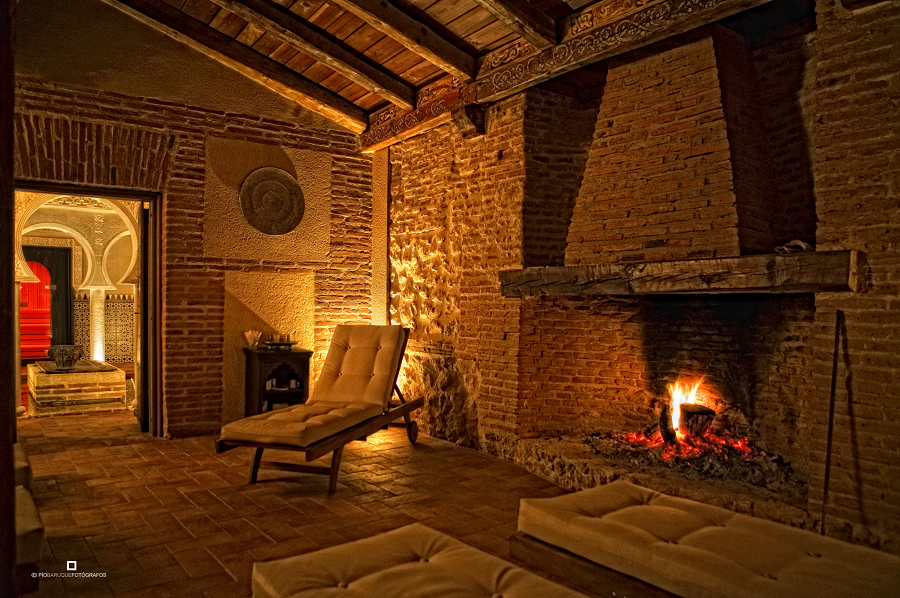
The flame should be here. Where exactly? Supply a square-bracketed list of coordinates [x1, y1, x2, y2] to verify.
[668, 377, 704, 437]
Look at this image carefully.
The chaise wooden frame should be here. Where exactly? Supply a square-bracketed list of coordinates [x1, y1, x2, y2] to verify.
[216, 326, 423, 493]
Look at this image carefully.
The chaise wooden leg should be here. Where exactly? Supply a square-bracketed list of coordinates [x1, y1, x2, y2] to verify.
[250, 447, 263, 484]
[328, 446, 344, 493]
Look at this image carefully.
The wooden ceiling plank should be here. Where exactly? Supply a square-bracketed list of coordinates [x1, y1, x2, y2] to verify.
[209, 8, 247, 36]
[207, 0, 415, 108]
[181, 0, 220, 22]
[472, 0, 557, 48]
[329, 0, 476, 82]
[102, 0, 369, 132]
[287, 0, 329, 20]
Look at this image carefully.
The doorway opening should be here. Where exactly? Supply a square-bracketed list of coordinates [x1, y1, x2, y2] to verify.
[14, 184, 162, 435]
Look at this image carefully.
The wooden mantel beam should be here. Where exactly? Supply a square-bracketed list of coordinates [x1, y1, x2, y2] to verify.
[361, 0, 773, 150]
[103, 0, 369, 133]
[473, 0, 557, 49]
[329, 0, 475, 82]
[207, 0, 416, 110]
[499, 251, 860, 297]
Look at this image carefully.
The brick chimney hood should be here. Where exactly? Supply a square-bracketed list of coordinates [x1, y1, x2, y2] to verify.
[499, 251, 860, 297]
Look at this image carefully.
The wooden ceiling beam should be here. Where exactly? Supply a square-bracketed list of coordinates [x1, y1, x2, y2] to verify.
[329, 0, 475, 82]
[361, 0, 775, 150]
[207, 0, 416, 109]
[472, 0, 556, 49]
[102, 0, 369, 133]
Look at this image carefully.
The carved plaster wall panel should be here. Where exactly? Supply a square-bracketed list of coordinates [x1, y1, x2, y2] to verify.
[20, 235, 84, 288]
[105, 296, 135, 363]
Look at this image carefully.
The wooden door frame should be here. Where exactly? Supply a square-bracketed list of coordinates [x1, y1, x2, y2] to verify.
[14, 180, 163, 436]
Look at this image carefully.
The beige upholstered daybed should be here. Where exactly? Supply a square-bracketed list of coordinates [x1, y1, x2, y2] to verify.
[252, 523, 590, 598]
[217, 325, 423, 493]
[513, 480, 900, 598]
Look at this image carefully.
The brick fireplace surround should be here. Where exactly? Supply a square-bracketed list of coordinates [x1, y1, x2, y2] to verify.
[390, 2, 900, 555]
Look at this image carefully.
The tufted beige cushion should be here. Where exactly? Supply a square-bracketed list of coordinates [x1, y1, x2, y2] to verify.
[252, 523, 588, 598]
[220, 402, 384, 448]
[222, 325, 407, 449]
[309, 325, 406, 408]
[519, 480, 900, 598]
[16, 485, 44, 566]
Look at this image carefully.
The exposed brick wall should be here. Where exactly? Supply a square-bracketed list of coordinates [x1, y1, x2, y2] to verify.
[714, 26, 781, 254]
[751, 31, 818, 247]
[566, 29, 742, 265]
[14, 77, 372, 437]
[807, 0, 900, 551]
[522, 89, 599, 267]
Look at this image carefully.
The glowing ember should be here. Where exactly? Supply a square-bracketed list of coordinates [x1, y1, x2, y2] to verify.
[623, 429, 753, 461]
[669, 377, 704, 439]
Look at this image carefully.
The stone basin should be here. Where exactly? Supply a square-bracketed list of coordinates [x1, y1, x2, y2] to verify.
[27, 360, 126, 417]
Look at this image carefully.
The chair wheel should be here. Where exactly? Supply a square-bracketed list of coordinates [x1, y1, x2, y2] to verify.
[407, 421, 418, 444]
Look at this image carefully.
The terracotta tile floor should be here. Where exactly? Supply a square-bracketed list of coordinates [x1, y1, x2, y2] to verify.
[17, 411, 567, 598]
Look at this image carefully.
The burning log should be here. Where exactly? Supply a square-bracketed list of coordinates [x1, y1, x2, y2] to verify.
[659, 404, 677, 443]
[680, 404, 716, 437]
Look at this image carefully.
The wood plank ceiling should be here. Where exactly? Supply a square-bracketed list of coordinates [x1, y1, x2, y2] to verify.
[101, 0, 781, 146]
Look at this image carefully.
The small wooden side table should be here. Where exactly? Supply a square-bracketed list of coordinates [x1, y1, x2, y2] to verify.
[243, 347, 313, 417]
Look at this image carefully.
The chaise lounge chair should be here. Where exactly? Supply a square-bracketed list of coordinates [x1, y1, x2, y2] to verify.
[216, 324, 423, 493]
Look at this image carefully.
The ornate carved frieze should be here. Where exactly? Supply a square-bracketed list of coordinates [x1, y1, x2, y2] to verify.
[361, 0, 768, 151]
[21, 236, 84, 287]
[361, 85, 478, 151]
[561, 0, 667, 41]
[417, 76, 465, 106]
[482, 0, 729, 99]
[477, 39, 539, 78]
[44, 196, 113, 211]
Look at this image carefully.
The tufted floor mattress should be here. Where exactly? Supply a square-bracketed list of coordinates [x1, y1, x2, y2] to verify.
[252, 522, 589, 598]
[518, 480, 900, 598]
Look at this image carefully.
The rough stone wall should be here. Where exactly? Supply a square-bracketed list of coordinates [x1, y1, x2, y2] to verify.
[14, 78, 372, 436]
[807, 0, 900, 552]
[389, 95, 530, 450]
[566, 29, 743, 265]
[522, 89, 599, 267]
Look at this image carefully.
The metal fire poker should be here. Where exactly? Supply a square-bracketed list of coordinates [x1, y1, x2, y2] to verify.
[821, 309, 844, 535]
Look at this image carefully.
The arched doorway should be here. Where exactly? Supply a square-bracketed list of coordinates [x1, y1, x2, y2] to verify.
[19, 261, 52, 361]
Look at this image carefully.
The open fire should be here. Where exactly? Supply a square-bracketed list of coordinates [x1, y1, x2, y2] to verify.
[623, 377, 753, 460]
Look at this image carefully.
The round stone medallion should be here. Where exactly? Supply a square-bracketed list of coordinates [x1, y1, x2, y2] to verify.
[239, 167, 305, 235]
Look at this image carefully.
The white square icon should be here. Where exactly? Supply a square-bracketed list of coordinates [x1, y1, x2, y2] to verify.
[67, 561, 77, 571]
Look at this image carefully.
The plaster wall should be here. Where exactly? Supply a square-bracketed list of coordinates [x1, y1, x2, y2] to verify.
[203, 137, 331, 263]
[222, 271, 314, 424]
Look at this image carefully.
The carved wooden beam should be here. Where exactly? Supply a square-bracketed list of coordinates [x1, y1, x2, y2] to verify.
[472, 0, 557, 49]
[361, 0, 774, 150]
[207, 0, 415, 109]
[102, 0, 369, 133]
[451, 105, 486, 139]
[499, 251, 860, 296]
[329, 0, 475, 82]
